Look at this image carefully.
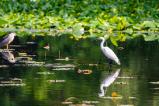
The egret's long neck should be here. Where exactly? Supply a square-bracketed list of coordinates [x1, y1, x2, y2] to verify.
[100, 39, 107, 48]
[99, 84, 107, 97]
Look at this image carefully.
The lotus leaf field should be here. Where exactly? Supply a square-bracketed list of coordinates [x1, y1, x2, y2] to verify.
[0, 0, 159, 46]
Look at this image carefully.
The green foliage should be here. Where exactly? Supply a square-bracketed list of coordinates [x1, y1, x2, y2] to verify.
[143, 33, 159, 41]
[0, 0, 159, 45]
[0, 18, 7, 26]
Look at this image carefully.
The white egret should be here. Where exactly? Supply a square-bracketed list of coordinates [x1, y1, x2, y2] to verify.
[43, 44, 50, 50]
[0, 33, 16, 49]
[99, 68, 120, 97]
[99, 37, 120, 66]
[43, 44, 50, 60]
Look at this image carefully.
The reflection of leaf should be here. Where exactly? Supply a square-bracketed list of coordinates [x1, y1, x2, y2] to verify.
[143, 34, 159, 41]
[125, 28, 133, 34]
[133, 24, 141, 30]
[121, 35, 126, 42]
[132, 32, 142, 38]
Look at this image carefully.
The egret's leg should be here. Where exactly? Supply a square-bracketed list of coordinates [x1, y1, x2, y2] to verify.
[98, 57, 102, 64]
[44, 51, 47, 60]
[6, 45, 8, 49]
[108, 65, 112, 71]
[108, 60, 112, 71]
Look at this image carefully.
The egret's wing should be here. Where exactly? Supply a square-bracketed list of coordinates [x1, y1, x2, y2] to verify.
[102, 47, 120, 65]
[99, 69, 120, 97]
[2, 33, 15, 40]
[0, 37, 9, 47]
[99, 85, 107, 97]
[102, 69, 120, 87]
[0, 34, 15, 48]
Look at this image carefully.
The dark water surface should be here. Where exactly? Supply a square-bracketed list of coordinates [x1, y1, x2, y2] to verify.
[0, 36, 159, 106]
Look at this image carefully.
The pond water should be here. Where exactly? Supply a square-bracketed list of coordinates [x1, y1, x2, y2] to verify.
[0, 36, 159, 106]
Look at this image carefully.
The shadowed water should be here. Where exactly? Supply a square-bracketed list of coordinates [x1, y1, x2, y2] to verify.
[0, 36, 159, 106]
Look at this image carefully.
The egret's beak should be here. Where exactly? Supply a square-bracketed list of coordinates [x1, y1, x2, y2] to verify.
[10, 32, 16, 36]
[13, 33, 16, 36]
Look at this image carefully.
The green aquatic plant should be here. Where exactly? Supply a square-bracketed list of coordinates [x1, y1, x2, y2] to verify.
[0, 0, 159, 45]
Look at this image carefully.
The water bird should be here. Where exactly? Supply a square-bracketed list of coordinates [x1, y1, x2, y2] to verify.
[1, 50, 16, 63]
[99, 68, 120, 97]
[43, 44, 50, 60]
[43, 44, 50, 50]
[98, 37, 120, 67]
[0, 33, 16, 49]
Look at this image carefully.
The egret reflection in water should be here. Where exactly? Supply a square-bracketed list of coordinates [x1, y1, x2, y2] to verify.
[1, 50, 16, 63]
[99, 68, 120, 97]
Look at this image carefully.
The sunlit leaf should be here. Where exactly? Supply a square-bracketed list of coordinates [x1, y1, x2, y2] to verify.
[0, 18, 8, 26]
[142, 21, 156, 28]
[0, 31, 6, 36]
[110, 37, 118, 46]
[72, 23, 84, 36]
